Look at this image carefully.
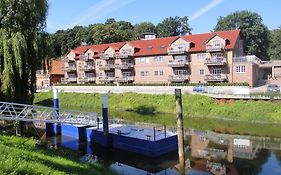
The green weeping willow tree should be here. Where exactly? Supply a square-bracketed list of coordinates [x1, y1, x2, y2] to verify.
[0, 0, 48, 103]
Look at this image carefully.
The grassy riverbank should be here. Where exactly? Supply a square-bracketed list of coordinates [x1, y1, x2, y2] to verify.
[35, 92, 281, 123]
[34, 92, 281, 137]
[0, 133, 116, 175]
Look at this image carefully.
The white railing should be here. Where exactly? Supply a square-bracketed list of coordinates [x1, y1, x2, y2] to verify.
[167, 46, 188, 55]
[206, 44, 224, 52]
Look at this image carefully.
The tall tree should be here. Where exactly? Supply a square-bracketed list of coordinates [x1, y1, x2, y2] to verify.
[0, 0, 48, 103]
[156, 16, 191, 37]
[269, 27, 281, 60]
[214, 10, 270, 60]
[90, 19, 134, 44]
[134, 22, 157, 39]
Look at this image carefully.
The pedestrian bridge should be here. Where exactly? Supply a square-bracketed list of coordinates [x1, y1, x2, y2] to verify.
[0, 101, 98, 126]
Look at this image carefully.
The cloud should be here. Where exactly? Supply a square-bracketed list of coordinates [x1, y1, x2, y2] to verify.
[65, 0, 136, 29]
[189, 0, 224, 21]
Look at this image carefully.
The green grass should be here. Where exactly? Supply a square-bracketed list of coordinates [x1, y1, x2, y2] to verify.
[34, 92, 281, 123]
[0, 134, 117, 175]
[34, 92, 281, 137]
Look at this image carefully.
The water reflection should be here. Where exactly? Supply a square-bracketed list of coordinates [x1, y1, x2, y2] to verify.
[43, 129, 281, 175]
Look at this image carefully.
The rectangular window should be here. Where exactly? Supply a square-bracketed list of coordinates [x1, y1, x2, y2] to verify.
[199, 69, 204, 75]
[154, 57, 158, 63]
[145, 71, 150, 76]
[236, 65, 246, 73]
[146, 58, 150, 63]
[154, 71, 158, 76]
[159, 56, 164, 62]
[197, 53, 206, 59]
[141, 71, 145, 77]
[159, 70, 164, 76]
[140, 58, 145, 63]
[212, 69, 222, 75]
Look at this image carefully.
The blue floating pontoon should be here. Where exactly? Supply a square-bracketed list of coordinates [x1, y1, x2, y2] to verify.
[87, 124, 178, 157]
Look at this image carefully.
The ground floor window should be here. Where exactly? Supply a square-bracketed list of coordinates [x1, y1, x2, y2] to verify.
[236, 65, 246, 73]
[199, 69, 204, 75]
[212, 68, 222, 75]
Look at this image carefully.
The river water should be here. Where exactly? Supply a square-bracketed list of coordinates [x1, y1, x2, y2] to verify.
[44, 128, 281, 175]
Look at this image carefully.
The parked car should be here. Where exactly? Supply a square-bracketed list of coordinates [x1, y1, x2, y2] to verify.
[267, 84, 280, 92]
[193, 85, 207, 93]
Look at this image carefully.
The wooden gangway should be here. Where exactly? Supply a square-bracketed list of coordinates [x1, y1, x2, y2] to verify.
[0, 101, 98, 126]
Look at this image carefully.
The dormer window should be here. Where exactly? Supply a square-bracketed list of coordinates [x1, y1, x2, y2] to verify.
[213, 40, 221, 47]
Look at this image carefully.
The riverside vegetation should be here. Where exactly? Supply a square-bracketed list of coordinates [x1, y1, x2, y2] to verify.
[0, 133, 117, 175]
[35, 92, 281, 137]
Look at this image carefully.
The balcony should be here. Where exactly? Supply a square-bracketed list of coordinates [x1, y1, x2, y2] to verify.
[167, 46, 188, 55]
[204, 57, 226, 66]
[61, 65, 76, 72]
[115, 63, 134, 69]
[99, 76, 115, 82]
[115, 50, 133, 59]
[99, 64, 115, 70]
[115, 76, 134, 83]
[206, 44, 224, 52]
[204, 74, 228, 82]
[61, 77, 77, 83]
[100, 53, 114, 60]
[78, 77, 96, 83]
[168, 75, 189, 82]
[80, 55, 92, 61]
[168, 60, 189, 67]
[78, 64, 95, 71]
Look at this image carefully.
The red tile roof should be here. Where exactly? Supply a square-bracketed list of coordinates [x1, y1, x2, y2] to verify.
[184, 29, 240, 52]
[69, 30, 240, 57]
[50, 60, 64, 75]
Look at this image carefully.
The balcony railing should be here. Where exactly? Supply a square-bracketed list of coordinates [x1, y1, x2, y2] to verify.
[168, 75, 189, 82]
[80, 55, 92, 61]
[204, 57, 226, 66]
[99, 64, 115, 70]
[167, 46, 188, 55]
[204, 74, 228, 82]
[99, 76, 115, 82]
[100, 53, 114, 60]
[168, 60, 189, 67]
[115, 76, 134, 83]
[78, 77, 96, 83]
[78, 65, 95, 71]
[115, 63, 134, 69]
[206, 44, 224, 52]
[61, 77, 77, 83]
[115, 50, 133, 59]
[61, 66, 76, 72]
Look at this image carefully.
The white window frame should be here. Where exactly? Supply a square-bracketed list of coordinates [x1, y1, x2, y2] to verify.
[154, 71, 158, 76]
[140, 58, 145, 63]
[197, 53, 206, 60]
[236, 65, 246, 73]
[199, 69, 204, 75]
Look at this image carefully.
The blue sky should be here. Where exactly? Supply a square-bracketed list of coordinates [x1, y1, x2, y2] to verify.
[47, 0, 281, 34]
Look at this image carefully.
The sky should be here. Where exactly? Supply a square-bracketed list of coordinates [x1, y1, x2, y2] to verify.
[47, 0, 281, 34]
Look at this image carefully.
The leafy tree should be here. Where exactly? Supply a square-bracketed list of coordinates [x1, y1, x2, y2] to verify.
[90, 19, 134, 44]
[134, 22, 157, 39]
[214, 10, 270, 60]
[0, 0, 48, 103]
[269, 27, 281, 60]
[156, 16, 191, 37]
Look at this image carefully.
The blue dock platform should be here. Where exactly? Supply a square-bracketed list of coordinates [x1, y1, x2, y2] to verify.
[59, 123, 178, 157]
[88, 124, 178, 157]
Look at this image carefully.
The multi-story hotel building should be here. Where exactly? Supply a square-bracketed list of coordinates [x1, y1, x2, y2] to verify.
[62, 29, 269, 87]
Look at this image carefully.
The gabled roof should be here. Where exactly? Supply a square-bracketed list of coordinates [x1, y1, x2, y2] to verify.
[204, 34, 227, 43]
[183, 29, 240, 52]
[127, 36, 178, 56]
[67, 29, 241, 57]
[50, 60, 64, 75]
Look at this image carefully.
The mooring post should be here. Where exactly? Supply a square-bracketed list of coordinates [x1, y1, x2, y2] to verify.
[102, 94, 109, 136]
[16, 121, 25, 137]
[53, 88, 61, 135]
[175, 89, 185, 174]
